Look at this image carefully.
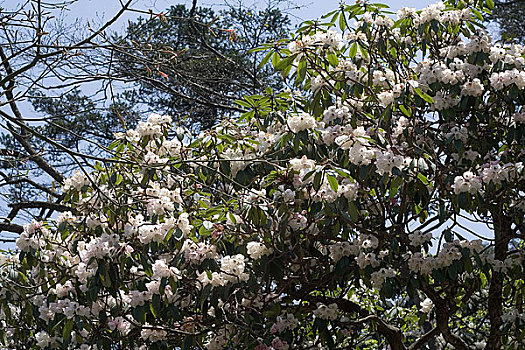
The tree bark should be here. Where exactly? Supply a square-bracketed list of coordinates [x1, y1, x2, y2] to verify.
[486, 205, 511, 350]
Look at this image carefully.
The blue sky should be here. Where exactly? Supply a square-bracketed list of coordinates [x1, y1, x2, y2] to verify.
[62, 0, 436, 30]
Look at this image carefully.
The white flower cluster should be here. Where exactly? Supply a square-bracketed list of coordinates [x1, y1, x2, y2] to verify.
[288, 29, 343, 55]
[431, 91, 460, 111]
[136, 113, 171, 138]
[290, 155, 316, 186]
[152, 259, 181, 280]
[512, 111, 525, 124]
[198, 254, 249, 288]
[480, 162, 512, 186]
[288, 212, 308, 231]
[327, 234, 383, 270]
[328, 241, 359, 262]
[398, 3, 470, 27]
[78, 233, 119, 261]
[409, 230, 433, 247]
[138, 215, 191, 244]
[246, 242, 273, 260]
[489, 43, 525, 65]
[461, 78, 484, 97]
[222, 148, 253, 176]
[287, 112, 316, 133]
[338, 59, 367, 82]
[335, 127, 375, 165]
[323, 105, 350, 124]
[62, 170, 90, 192]
[273, 186, 296, 204]
[417, 60, 466, 86]
[370, 267, 396, 289]
[270, 313, 299, 334]
[444, 125, 469, 143]
[420, 298, 433, 314]
[442, 32, 493, 59]
[452, 171, 482, 195]
[35, 331, 55, 349]
[453, 162, 523, 195]
[38, 298, 90, 321]
[375, 148, 405, 175]
[489, 69, 525, 90]
[408, 240, 483, 275]
[16, 220, 47, 252]
[181, 240, 219, 265]
[140, 326, 168, 342]
[313, 303, 339, 320]
[107, 316, 131, 335]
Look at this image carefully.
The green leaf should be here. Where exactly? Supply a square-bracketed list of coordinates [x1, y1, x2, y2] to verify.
[327, 174, 338, 192]
[263, 303, 281, 318]
[275, 55, 295, 71]
[183, 336, 195, 350]
[327, 53, 339, 67]
[399, 104, 411, 117]
[295, 59, 307, 86]
[349, 42, 358, 58]
[389, 177, 403, 198]
[235, 99, 252, 108]
[486, 0, 494, 9]
[458, 192, 468, 209]
[444, 229, 453, 243]
[149, 302, 158, 318]
[348, 202, 359, 222]
[258, 50, 273, 69]
[414, 88, 434, 104]
[115, 173, 123, 185]
[339, 12, 346, 31]
[359, 44, 369, 60]
[471, 8, 484, 21]
[313, 171, 323, 191]
[417, 173, 430, 186]
[63, 319, 74, 343]
[271, 52, 280, 69]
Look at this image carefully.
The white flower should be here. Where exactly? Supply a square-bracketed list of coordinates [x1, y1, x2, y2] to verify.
[314, 29, 343, 50]
[246, 242, 273, 260]
[420, 298, 433, 313]
[452, 171, 482, 195]
[512, 111, 525, 124]
[35, 331, 52, 348]
[287, 113, 316, 133]
[370, 268, 396, 288]
[313, 303, 338, 320]
[396, 7, 417, 20]
[377, 91, 395, 108]
[62, 170, 89, 192]
[461, 78, 484, 97]
[152, 259, 180, 280]
[409, 230, 432, 246]
[140, 325, 167, 342]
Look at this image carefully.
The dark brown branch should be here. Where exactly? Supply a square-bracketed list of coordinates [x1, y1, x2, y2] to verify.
[1, 178, 59, 197]
[487, 205, 511, 350]
[7, 201, 76, 221]
[408, 327, 440, 350]
[0, 223, 24, 234]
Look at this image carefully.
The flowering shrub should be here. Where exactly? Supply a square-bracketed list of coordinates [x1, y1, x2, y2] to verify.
[1, 0, 525, 349]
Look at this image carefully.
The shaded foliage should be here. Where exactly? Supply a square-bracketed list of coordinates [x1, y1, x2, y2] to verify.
[492, 0, 525, 43]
